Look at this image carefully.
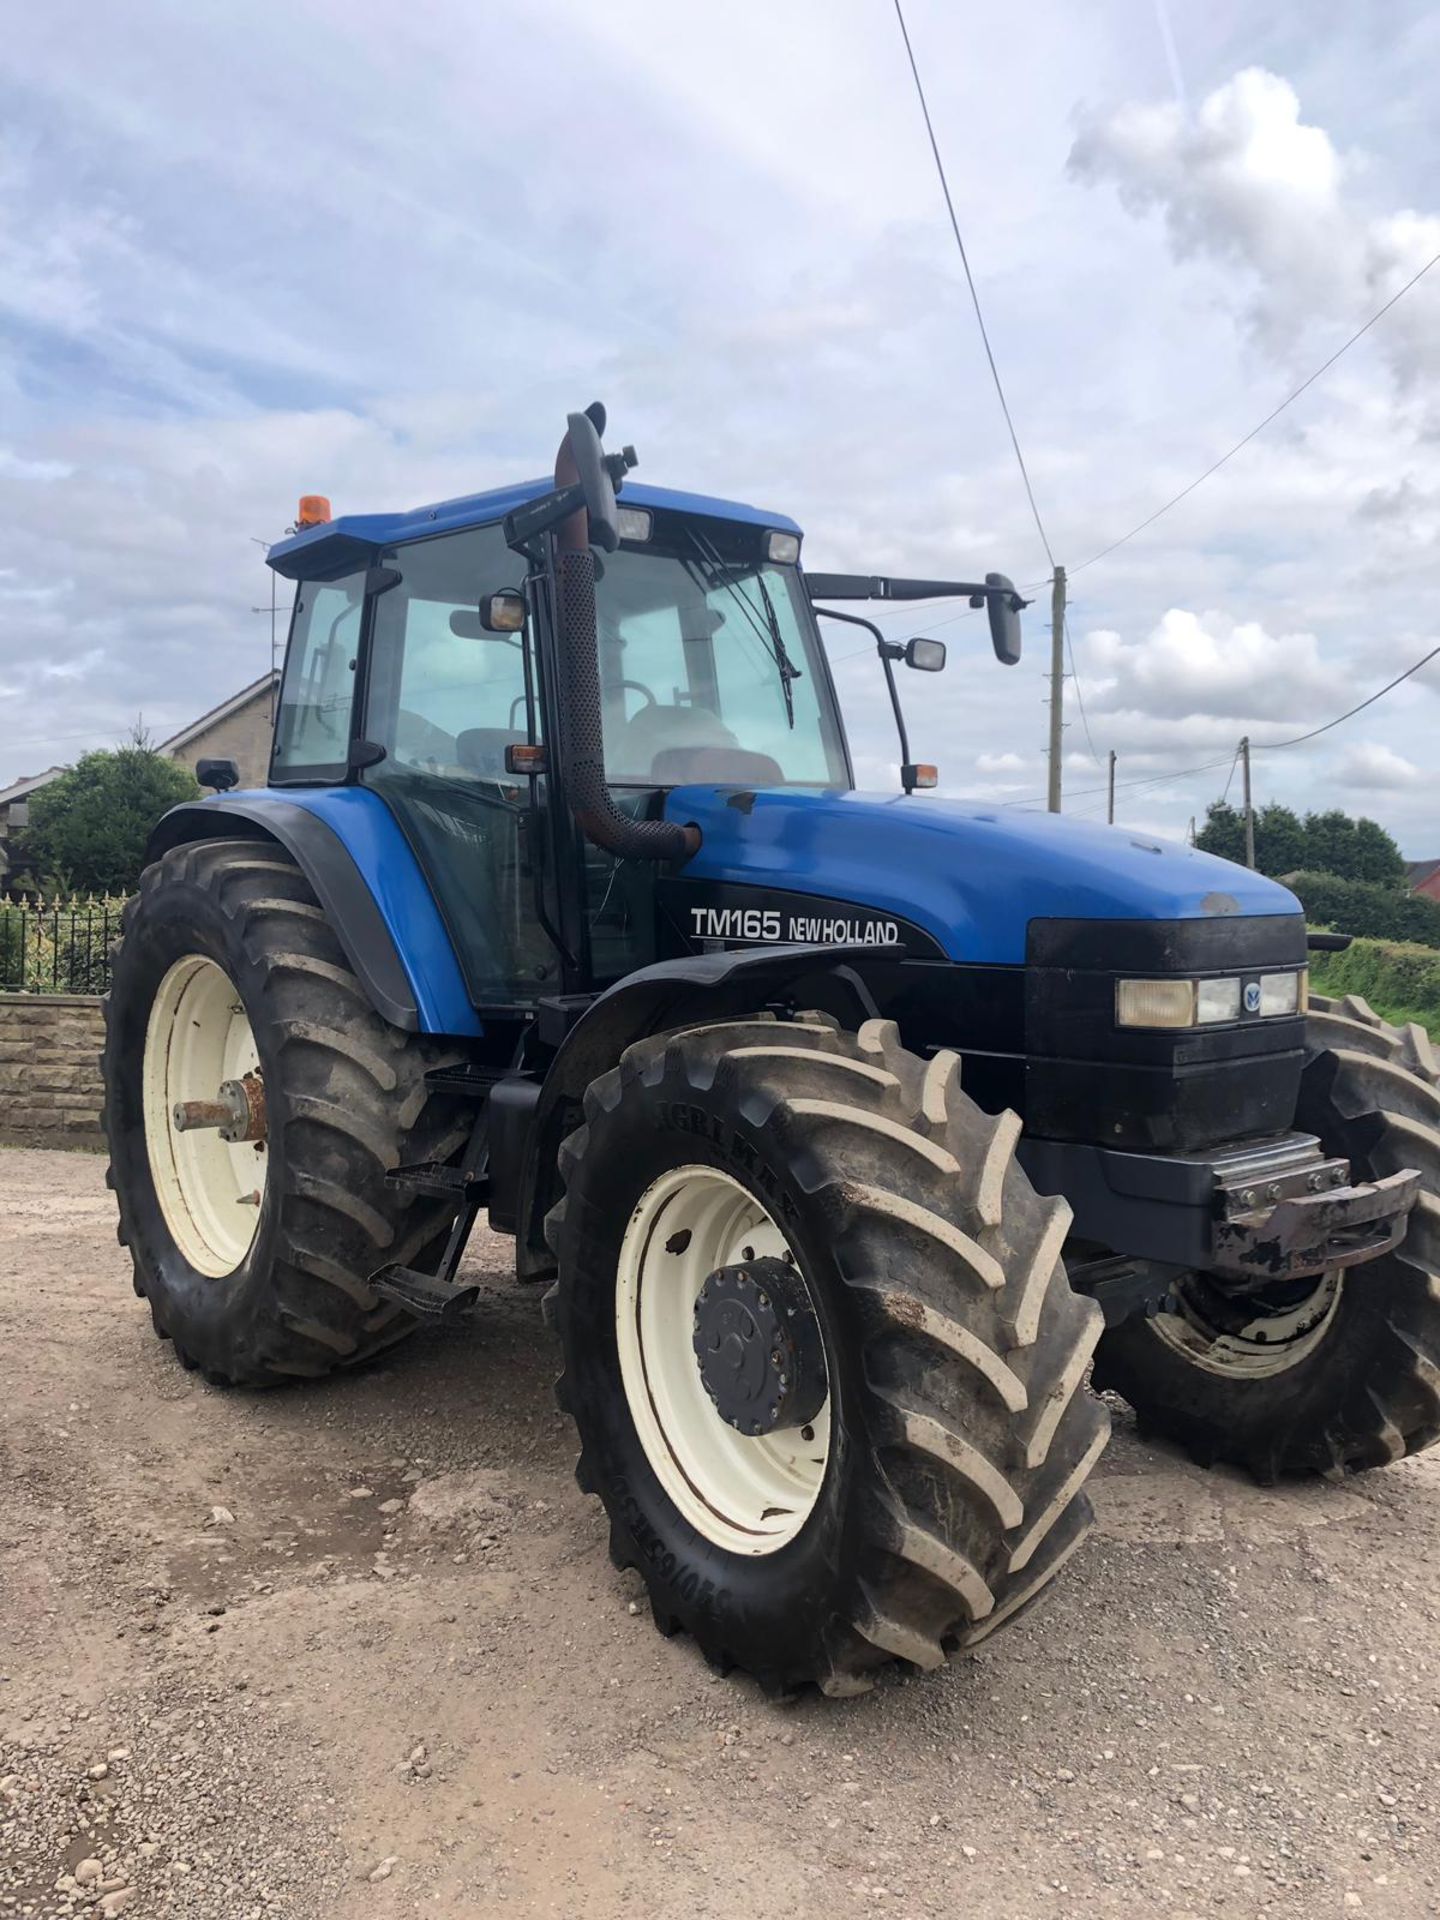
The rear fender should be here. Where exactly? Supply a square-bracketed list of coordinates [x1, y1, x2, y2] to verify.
[146, 792, 480, 1037]
[512, 943, 884, 1277]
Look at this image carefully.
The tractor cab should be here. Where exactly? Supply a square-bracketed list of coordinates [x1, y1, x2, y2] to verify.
[263, 406, 1020, 1009]
[267, 483, 844, 1002]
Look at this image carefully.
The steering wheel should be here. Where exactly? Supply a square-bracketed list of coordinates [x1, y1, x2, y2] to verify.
[618, 678, 657, 710]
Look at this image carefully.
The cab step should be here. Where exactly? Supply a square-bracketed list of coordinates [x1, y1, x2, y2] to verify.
[370, 1264, 481, 1321]
[386, 1161, 492, 1204]
[423, 1061, 507, 1100]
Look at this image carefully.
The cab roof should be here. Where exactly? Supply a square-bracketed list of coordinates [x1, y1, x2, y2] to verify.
[267, 476, 803, 581]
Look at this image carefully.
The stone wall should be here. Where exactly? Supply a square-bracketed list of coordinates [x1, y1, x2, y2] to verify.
[0, 993, 106, 1148]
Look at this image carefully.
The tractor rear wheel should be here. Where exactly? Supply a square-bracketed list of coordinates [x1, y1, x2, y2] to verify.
[102, 838, 469, 1385]
[1092, 1011, 1440, 1479]
[548, 1013, 1109, 1695]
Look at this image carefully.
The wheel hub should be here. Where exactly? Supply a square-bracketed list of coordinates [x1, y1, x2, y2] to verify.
[172, 1071, 267, 1145]
[692, 1256, 826, 1437]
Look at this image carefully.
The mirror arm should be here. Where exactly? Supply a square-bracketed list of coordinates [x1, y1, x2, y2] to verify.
[503, 482, 588, 555]
[814, 605, 918, 795]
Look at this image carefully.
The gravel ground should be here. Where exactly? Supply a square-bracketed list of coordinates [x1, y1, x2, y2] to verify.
[3, 1144, 1440, 1919]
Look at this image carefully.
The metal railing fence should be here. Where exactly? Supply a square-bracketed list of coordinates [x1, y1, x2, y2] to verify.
[0, 901, 123, 995]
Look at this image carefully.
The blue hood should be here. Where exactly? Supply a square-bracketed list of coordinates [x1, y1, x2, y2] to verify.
[663, 787, 1301, 966]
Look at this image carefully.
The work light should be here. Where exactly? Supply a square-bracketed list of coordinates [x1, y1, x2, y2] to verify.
[616, 507, 653, 543]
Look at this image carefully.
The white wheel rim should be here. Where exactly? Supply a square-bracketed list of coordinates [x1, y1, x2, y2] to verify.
[142, 955, 265, 1277]
[1150, 1270, 1343, 1378]
[616, 1165, 831, 1555]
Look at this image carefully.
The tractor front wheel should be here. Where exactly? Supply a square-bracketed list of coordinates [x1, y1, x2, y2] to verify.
[103, 839, 468, 1385]
[1092, 1010, 1440, 1479]
[548, 1013, 1109, 1695]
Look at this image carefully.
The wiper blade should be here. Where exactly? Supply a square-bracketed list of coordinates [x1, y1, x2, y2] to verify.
[684, 529, 801, 729]
[752, 568, 799, 729]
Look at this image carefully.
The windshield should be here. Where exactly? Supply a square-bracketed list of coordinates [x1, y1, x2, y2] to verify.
[597, 535, 849, 788]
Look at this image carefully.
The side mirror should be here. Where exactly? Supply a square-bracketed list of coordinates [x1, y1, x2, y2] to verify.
[196, 757, 240, 793]
[480, 591, 526, 633]
[904, 637, 947, 673]
[449, 593, 526, 639]
[985, 573, 1023, 666]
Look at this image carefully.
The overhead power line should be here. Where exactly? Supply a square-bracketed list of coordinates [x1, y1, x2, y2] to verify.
[1002, 749, 1236, 810]
[1252, 640, 1440, 749]
[1219, 742, 1243, 805]
[1070, 248, 1440, 578]
[892, 0, 1055, 573]
[892, 3, 1130, 787]
[1004, 636, 1438, 813]
[1063, 611, 1099, 762]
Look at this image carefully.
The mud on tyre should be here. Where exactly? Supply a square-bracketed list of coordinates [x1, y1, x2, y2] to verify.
[103, 838, 469, 1385]
[548, 1012, 1109, 1695]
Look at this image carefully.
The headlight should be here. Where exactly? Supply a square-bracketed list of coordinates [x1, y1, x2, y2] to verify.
[1195, 976, 1242, 1025]
[766, 529, 801, 564]
[1259, 970, 1306, 1017]
[1116, 969, 1308, 1029]
[1115, 979, 1196, 1029]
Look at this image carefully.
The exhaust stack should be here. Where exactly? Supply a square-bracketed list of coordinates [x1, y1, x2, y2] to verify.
[552, 409, 700, 864]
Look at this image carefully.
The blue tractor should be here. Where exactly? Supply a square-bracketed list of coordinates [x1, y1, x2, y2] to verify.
[103, 405, 1438, 1697]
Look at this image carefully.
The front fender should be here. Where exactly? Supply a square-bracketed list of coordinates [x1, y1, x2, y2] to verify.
[512, 942, 884, 1276]
[147, 790, 480, 1037]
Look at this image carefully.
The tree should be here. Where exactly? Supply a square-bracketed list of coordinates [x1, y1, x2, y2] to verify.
[26, 745, 200, 895]
[1349, 815, 1408, 887]
[1255, 803, 1308, 878]
[1196, 801, 1245, 865]
[1196, 799, 1407, 887]
[1195, 800, 1306, 876]
[1303, 810, 1359, 881]
[1301, 809, 1406, 885]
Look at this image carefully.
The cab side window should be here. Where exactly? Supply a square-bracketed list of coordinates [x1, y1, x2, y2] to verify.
[364, 524, 531, 776]
[271, 574, 364, 782]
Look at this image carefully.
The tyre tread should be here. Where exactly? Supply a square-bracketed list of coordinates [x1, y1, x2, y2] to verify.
[102, 839, 468, 1386]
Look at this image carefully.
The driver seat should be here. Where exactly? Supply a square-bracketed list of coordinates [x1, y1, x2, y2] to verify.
[455, 728, 524, 778]
[614, 702, 738, 781]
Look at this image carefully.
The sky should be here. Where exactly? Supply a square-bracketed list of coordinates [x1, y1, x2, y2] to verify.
[2, 0, 1438, 851]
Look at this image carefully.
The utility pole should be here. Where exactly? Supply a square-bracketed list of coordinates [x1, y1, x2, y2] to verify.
[1240, 735, 1255, 868]
[1107, 749, 1116, 825]
[1047, 565, 1066, 813]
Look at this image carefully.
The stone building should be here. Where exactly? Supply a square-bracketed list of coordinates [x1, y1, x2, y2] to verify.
[157, 671, 279, 788]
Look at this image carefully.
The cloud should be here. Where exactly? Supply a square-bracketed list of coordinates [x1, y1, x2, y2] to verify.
[1082, 607, 1346, 725]
[1, 5, 1438, 865]
[1333, 740, 1424, 789]
[1069, 68, 1440, 379]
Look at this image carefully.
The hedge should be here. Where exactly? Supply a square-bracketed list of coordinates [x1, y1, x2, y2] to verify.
[1309, 936, 1440, 1039]
[1287, 870, 1440, 949]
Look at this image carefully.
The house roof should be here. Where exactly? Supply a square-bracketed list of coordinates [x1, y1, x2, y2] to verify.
[1406, 858, 1440, 890]
[0, 765, 66, 808]
[158, 671, 279, 754]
